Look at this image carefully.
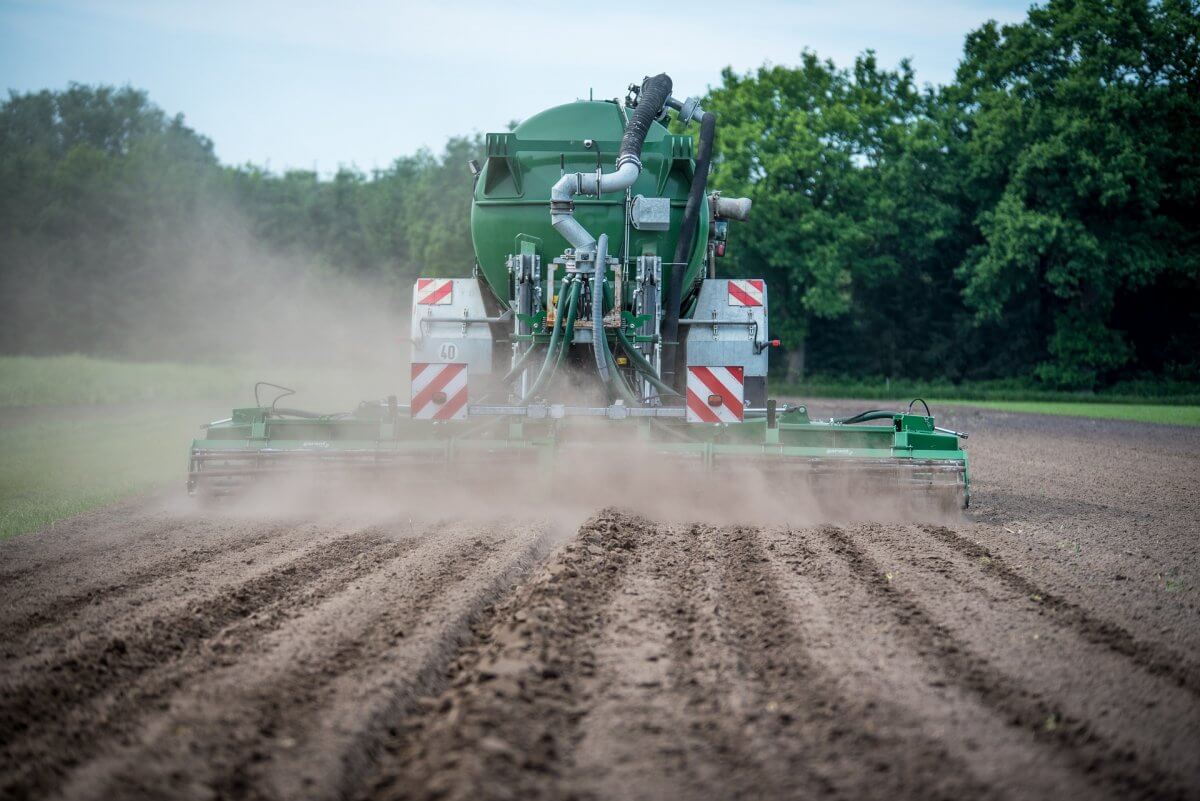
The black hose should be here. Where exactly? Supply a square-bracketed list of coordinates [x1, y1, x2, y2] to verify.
[907, 398, 932, 416]
[835, 410, 898, 425]
[621, 74, 673, 166]
[661, 110, 716, 392]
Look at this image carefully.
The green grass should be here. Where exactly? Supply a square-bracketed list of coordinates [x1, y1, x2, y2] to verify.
[934, 400, 1200, 426]
[777, 376, 1200, 405]
[0, 408, 211, 540]
[0, 354, 401, 409]
[0, 355, 406, 540]
[0, 355, 257, 407]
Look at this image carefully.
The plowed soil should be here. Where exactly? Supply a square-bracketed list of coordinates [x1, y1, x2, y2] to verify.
[2, 405, 1197, 800]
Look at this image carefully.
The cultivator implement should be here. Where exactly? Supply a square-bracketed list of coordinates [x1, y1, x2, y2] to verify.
[190, 400, 967, 508]
[189, 72, 969, 510]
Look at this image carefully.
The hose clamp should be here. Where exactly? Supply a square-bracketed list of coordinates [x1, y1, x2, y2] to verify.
[549, 199, 575, 213]
[615, 153, 642, 171]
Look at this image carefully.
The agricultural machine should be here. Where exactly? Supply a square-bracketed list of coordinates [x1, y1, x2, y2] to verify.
[189, 74, 969, 508]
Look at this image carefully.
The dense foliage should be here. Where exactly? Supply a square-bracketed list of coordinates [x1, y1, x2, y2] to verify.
[1, 0, 1196, 387]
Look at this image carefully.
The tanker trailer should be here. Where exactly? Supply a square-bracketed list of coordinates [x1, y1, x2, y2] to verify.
[188, 74, 969, 509]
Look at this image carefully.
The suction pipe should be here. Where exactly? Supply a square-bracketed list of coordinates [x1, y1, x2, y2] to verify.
[550, 74, 673, 251]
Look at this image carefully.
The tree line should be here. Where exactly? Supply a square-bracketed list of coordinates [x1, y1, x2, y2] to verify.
[1, 0, 1196, 388]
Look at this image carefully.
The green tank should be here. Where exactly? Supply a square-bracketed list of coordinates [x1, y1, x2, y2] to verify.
[471, 99, 709, 301]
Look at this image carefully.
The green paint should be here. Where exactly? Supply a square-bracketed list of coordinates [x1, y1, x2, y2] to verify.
[471, 100, 708, 304]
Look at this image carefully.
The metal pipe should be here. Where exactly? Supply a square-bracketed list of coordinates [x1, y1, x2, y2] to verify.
[417, 310, 512, 338]
[550, 73, 673, 251]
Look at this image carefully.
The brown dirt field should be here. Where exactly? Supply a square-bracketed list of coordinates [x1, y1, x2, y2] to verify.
[1, 404, 1197, 800]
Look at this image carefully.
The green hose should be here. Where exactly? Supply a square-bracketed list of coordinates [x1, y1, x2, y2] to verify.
[521, 278, 571, 402]
[615, 328, 679, 397]
[553, 281, 581, 374]
[535, 280, 580, 396]
[599, 329, 640, 406]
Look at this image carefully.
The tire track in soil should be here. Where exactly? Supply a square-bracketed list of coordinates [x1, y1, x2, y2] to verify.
[823, 525, 1193, 801]
[918, 524, 1200, 698]
[362, 510, 646, 801]
[711, 524, 997, 801]
[0, 524, 420, 800]
[61, 523, 544, 801]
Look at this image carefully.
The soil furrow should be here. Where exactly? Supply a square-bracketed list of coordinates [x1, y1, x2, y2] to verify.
[713, 524, 996, 801]
[363, 510, 647, 801]
[0, 526, 418, 799]
[918, 523, 1200, 697]
[758, 527, 1104, 801]
[569, 521, 781, 801]
[60, 524, 533, 801]
[823, 525, 1192, 801]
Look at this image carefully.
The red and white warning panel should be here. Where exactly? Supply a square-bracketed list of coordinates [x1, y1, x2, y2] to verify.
[686, 366, 745, 423]
[727, 279, 764, 307]
[415, 278, 454, 305]
[410, 362, 468, 420]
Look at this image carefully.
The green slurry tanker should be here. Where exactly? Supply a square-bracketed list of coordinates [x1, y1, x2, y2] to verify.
[189, 74, 970, 508]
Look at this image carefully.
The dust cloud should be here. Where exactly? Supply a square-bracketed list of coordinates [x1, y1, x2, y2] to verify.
[1, 195, 412, 409]
[188, 365, 962, 531]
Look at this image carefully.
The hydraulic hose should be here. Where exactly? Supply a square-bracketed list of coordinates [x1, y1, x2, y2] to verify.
[615, 328, 679, 397]
[592, 234, 611, 383]
[834, 410, 898, 425]
[552, 280, 581, 374]
[603, 337, 640, 406]
[521, 277, 573, 402]
[661, 109, 716, 392]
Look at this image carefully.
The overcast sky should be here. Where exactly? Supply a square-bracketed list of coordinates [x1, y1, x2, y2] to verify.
[1, 0, 1031, 172]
